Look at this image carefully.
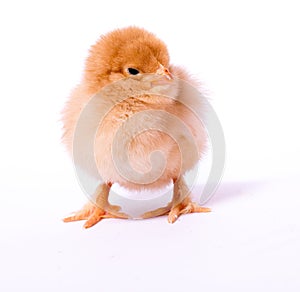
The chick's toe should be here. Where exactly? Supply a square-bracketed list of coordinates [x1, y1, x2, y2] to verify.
[63, 201, 128, 229]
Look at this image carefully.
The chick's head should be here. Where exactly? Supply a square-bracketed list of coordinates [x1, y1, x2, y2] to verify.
[83, 27, 174, 93]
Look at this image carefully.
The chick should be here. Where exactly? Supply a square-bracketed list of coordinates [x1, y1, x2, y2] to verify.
[62, 27, 210, 228]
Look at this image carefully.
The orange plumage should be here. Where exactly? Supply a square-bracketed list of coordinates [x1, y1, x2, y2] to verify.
[62, 27, 210, 228]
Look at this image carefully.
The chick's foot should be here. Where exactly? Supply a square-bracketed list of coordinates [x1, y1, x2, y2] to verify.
[63, 202, 128, 228]
[168, 196, 211, 224]
[142, 203, 172, 219]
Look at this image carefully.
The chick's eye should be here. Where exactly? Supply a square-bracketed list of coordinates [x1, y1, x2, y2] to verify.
[127, 68, 140, 75]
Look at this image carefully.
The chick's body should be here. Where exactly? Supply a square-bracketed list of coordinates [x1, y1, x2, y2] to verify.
[62, 27, 210, 228]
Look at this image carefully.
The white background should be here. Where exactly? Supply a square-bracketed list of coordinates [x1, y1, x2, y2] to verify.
[0, 0, 299, 291]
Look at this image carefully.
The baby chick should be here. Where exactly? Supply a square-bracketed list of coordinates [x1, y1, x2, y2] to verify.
[62, 27, 210, 228]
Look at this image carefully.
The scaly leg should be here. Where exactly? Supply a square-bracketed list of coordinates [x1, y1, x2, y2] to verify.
[168, 176, 211, 223]
[142, 176, 210, 222]
[63, 183, 128, 228]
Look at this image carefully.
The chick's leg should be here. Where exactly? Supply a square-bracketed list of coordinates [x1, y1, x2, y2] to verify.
[63, 183, 128, 228]
[142, 176, 210, 222]
[167, 176, 211, 223]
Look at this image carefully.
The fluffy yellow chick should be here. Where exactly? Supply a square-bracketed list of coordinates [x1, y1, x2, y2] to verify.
[62, 27, 210, 228]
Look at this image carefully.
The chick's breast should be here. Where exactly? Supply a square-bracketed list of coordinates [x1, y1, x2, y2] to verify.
[94, 89, 206, 191]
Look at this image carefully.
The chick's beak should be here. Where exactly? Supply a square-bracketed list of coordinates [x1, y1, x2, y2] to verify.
[156, 64, 173, 80]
